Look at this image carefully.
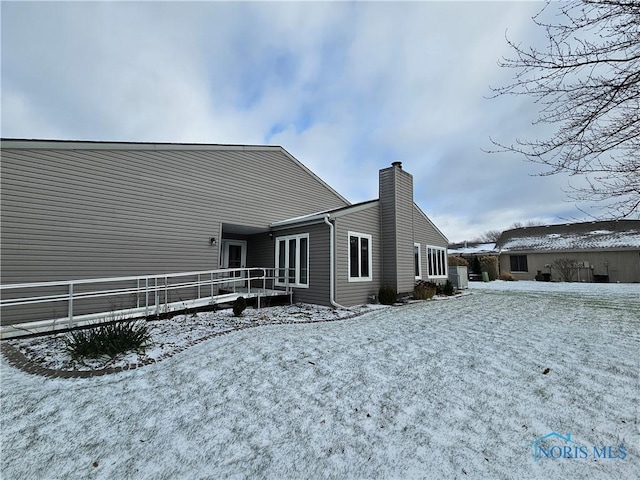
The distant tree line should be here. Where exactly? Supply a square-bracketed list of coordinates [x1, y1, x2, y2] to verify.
[470, 220, 545, 243]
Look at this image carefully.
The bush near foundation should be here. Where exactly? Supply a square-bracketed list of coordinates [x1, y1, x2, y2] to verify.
[499, 272, 516, 281]
[414, 281, 437, 300]
[64, 320, 151, 360]
[426, 280, 456, 296]
[233, 296, 247, 317]
[378, 285, 397, 305]
[444, 279, 455, 296]
[480, 256, 499, 281]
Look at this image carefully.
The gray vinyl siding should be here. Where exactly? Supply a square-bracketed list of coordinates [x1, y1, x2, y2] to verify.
[246, 233, 274, 271]
[245, 232, 277, 295]
[379, 169, 398, 291]
[298, 224, 331, 305]
[334, 203, 382, 306]
[255, 223, 331, 306]
[1, 142, 347, 324]
[499, 250, 640, 283]
[413, 205, 448, 281]
[0, 281, 143, 327]
[394, 172, 415, 294]
[379, 166, 415, 294]
[412, 206, 448, 248]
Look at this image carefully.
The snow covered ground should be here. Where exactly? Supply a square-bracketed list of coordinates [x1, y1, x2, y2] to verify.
[1, 281, 638, 479]
[8, 303, 384, 372]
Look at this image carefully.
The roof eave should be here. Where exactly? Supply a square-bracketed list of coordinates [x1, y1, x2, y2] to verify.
[499, 246, 640, 254]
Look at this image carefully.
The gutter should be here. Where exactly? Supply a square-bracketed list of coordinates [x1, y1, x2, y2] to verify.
[270, 211, 332, 229]
[323, 214, 350, 310]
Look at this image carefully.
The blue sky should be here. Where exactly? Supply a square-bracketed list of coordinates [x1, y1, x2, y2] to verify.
[2, 1, 593, 242]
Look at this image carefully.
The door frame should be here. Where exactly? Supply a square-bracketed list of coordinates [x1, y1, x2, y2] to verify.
[221, 240, 247, 288]
[221, 240, 247, 269]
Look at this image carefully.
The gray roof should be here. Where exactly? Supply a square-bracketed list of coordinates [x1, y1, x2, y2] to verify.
[448, 242, 497, 255]
[497, 220, 640, 252]
[270, 200, 379, 228]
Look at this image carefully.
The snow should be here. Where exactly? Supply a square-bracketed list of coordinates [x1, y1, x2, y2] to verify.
[8, 303, 381, 372]
[448, 242, 496, 255]
[499, 230, 640, 251]
[2, 283, 639, 479]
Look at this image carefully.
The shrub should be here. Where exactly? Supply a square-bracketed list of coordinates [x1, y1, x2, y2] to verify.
[233, 296, 247, 317]
[378, 285, 397, 305]
[480, 256, 499, 281]
[552, 258, 578, 282]
[413, 281, 436, 300]
[499, 271, 515, 281]
[64, 320, 151, 360]
[448, 255, 469, 267]
[432, 280, 455, 296]
[443, 279, 455, 296]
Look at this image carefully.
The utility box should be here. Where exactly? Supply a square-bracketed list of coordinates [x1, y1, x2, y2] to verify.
[449, 266, 469, 290]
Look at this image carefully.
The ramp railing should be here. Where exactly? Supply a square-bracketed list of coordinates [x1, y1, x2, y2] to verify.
[0, 267, 292, 338]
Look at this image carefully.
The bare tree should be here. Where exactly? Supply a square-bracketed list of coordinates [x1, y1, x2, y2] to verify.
[490, 0, 640, 218]
[472, 221, 543, 242]
[509, 220, 546, 229]
[473, 229, 503, 242]
[552, 258, 579, 282]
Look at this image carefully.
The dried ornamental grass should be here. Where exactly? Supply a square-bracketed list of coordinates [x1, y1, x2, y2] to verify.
[64, 320, 151, 360]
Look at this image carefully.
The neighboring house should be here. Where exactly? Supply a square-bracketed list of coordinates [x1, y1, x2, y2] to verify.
[1, 139, 448, 329]
[447, 241, 498, 280]
[447, 241, 497, 258]
[496, 220, 640, 283]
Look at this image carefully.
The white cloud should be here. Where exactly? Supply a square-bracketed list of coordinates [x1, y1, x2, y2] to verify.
[1, 1, 600, 242]
[1, 90, 65, 139]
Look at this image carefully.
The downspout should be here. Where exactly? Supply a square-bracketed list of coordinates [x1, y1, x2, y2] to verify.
[324, 214, 350, 310]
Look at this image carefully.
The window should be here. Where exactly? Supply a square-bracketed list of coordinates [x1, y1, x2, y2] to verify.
[348, 232, 372, 282]
[414, 243, 422, 279]
[275, 234, 309, 287]
[426, 245, 447, 278]
[510, 255, 528, 272]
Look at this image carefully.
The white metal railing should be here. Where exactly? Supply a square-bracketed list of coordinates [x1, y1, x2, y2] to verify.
[0, 267, 294, 338]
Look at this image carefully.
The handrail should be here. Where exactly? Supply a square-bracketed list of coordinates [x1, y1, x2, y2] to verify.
[0, 267, 270, 291]
[0, 267, 295, 338]
[0, 268, 270, 307]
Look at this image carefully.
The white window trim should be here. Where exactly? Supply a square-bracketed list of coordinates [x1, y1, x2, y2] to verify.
[414, 242, 422, 280]
[275, 233, 310, 288]
[348, 231, 373, 282]
[426, 245, 448, 279]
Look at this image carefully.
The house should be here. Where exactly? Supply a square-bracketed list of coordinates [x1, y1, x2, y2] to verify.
[447, 241, 497, 258]
[0, 139, 448, 334]
[496, 220, 640, 282]
[447, 241, 498, 281]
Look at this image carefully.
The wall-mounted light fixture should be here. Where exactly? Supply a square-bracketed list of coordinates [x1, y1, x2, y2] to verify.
[269, 233, 273, 239]
[209, 237, 217, 246]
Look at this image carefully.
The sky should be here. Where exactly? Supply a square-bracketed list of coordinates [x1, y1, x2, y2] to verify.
[1, 1, 600, 242]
